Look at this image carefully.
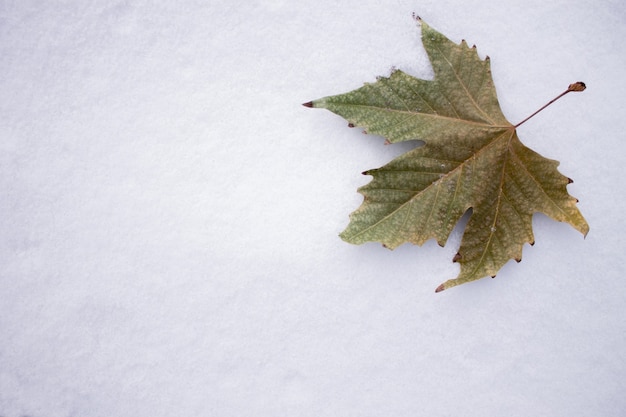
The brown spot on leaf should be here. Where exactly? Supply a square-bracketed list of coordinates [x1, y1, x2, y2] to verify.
[348, 123, 355, 128]
[567, 177, 574, 184]
[452, 252, 462, 263]
[302, 101, 313, 108]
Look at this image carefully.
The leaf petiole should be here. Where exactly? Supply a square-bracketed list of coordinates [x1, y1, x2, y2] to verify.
[514, 82, 586, 128]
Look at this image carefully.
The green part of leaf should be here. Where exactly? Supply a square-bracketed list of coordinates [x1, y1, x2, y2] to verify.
[308, 20, 588, 292]
[311, 22, 511, 143]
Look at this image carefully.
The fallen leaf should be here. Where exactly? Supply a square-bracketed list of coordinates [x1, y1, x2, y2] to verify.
[304, 18, 588, 292]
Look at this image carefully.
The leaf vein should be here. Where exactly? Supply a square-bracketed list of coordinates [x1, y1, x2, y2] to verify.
[432, 42, 496, 125]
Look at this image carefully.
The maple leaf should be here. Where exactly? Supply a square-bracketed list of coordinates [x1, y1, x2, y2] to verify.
[304, 18, 588, 292]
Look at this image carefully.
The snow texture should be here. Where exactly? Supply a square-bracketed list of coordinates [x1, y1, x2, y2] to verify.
[1, 1, 625, 416]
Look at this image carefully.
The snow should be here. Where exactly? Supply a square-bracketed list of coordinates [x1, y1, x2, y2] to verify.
[1, 1, 625, 416]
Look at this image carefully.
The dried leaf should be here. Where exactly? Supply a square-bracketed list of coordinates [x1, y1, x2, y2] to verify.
[305, 19, 588, 292]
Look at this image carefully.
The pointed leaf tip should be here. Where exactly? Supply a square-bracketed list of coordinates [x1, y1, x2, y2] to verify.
[302, 101, 313, 108]
[435, 284, 445, 293]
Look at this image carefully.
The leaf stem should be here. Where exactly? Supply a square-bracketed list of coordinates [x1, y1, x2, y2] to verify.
[514, 82, 586, 128]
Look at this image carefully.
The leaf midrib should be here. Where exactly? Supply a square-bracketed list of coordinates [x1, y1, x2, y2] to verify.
[342, 103, 511, 129]
[463, 131, 513, 278]
[432, 41, 497, 125]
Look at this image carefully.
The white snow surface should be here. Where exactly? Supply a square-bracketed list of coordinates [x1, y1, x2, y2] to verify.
[1, 1, 625, 416]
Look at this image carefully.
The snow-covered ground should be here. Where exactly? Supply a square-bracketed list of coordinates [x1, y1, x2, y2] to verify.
[1, 1, 625, 416]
